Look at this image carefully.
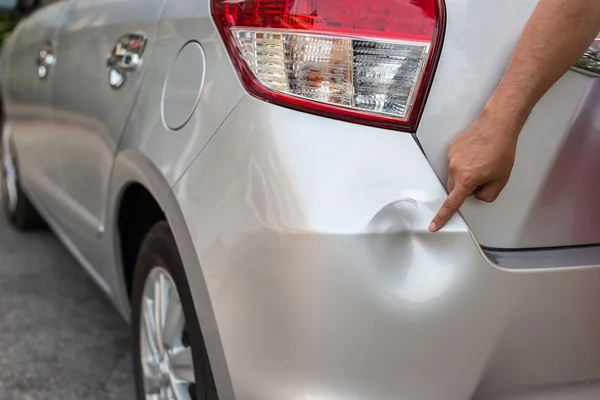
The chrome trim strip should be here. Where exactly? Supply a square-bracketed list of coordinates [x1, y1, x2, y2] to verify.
[484, 244, 600, 269]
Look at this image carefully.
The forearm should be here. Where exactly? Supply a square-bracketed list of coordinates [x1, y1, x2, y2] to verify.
[483, 0, 600, 133]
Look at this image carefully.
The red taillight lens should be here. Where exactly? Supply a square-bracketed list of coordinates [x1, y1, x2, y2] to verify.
[212, 0, 445, 132]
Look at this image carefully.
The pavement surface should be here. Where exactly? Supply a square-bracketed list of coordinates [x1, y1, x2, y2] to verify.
[0, 200, 136, 399]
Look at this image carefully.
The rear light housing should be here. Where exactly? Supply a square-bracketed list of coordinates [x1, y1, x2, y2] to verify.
[212, 0, 445, 132]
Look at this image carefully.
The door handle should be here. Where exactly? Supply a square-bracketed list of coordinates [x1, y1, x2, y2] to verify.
[36, 41, 55, 80]
[106, 33, 147, 89]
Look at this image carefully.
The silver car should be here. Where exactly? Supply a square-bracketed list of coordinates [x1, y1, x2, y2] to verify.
[2, 0, 600, 398]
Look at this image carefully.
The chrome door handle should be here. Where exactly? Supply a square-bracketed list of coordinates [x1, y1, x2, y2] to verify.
[106, 33, 147, 89]
[36, 41, 55, 80]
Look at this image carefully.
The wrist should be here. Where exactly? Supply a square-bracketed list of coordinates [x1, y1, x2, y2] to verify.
[479, 97, 529, 140]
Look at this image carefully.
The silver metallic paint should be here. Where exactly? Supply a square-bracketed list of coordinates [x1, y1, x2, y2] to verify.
[174, 95, 600, 399]
[2, 0, 69, 221]
[105, 148, 177, 317]
[161, 40, 206, 131]
[50, 0, 166, 242]
[119, 0, 245, 187]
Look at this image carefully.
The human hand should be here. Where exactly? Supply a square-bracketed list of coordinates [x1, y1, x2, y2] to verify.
[429, 112, 520, 232]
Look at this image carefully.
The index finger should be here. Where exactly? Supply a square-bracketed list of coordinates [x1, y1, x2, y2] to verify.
[429, 184, 472, 232]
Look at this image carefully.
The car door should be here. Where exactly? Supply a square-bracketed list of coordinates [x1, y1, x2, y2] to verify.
[2, 0, 70, 217]
[49, 0, 165, 249]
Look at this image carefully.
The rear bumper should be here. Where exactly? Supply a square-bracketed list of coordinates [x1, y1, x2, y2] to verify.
[173, 96, 600, 400]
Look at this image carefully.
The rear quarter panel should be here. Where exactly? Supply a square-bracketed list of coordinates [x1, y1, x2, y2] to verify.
[118, 0, 245, 187]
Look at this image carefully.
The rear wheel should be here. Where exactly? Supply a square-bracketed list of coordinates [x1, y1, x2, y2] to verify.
[1, 128, 44, 230]
[131, 222, 218, 400]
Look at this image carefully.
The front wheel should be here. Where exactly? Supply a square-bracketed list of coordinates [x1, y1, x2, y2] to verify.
[131, 222, 218, 400]
[1, 128, 44, 230]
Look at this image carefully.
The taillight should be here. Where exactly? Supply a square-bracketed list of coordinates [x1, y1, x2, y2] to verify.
[212, 0, 445, 132]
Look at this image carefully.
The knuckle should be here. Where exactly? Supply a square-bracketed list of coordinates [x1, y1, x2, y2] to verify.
[458, 172, 476, 186]
[448, 160, 458, 173]
[475, 193, 492, 203]
[475, 190, 499, 203]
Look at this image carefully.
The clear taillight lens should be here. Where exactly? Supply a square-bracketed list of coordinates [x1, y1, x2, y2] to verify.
[212, 0, 445, 132]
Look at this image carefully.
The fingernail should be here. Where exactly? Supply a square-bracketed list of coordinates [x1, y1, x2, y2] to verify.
[429, 222, 437, 232]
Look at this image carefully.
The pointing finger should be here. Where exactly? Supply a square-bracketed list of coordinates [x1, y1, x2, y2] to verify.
[429, 184, 472, 232]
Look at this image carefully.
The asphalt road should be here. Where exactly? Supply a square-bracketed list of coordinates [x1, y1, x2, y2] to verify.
[0, 200, 136, 399]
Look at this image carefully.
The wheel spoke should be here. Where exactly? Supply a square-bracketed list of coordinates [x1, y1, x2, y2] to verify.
[143, 298, 160, 358]
[162, 288, 184, 348]
[141, 268, 195, 400]
[144, 374, 163, 395]
[169, 347, 195, 383]
[170, 382, 190, 400]
[154, 275, 167, 354]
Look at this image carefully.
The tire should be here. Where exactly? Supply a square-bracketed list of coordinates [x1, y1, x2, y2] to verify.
[131, 221, 218, 400]
[1, 131, 45, 230]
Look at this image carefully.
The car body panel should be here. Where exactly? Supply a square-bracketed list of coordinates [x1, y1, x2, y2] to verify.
[164, 189, 237, 400]
[18, 145, 180, 319]
[104, 147, 180, 317]
[118, 0, 245, 187]
[417, 0, 600, 249]
[102, 144, 237, 397]
[44, 0, 166, 283]
[1, 0, 70, 219]
[173, 95, 600, 399]
[50, 0, 165, 229]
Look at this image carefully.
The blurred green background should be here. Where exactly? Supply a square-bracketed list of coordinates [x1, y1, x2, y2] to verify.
[0, 11, 20, 47]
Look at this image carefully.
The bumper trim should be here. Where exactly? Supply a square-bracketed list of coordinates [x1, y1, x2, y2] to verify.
[484, 243, 600, 269]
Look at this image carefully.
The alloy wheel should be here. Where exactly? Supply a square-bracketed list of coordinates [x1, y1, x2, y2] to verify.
[140, 267, 196, 400]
